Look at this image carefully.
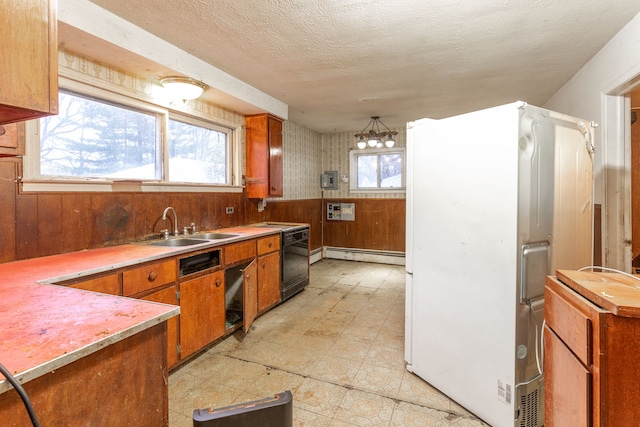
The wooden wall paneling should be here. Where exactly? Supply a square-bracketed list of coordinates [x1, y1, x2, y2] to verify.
[235, 192, 248, 226]
[60, 194, 92, 253]
[37, 194, 62, 257]
[91, 193, 135, 247]
[217, 193, 242, 228]
[243, 198, 323, 251]
[133, 192, 167, 240]
[15, 192, 39, 260]
[174, 193, 199, 233]
[387, 199, 406, 251]
[0, 160, 17, 262]
[359, 203, 384, 249]
[202, 193, 218, 231]
[594, 204, 602, 267]
[323, 198, 405, 252]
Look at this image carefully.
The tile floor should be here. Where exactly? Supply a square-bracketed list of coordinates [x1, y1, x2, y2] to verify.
[168, 259, 488, 426]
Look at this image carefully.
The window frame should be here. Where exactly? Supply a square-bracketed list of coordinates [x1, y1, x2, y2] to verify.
[22, 77, 242, 193]
[349, 147, 406, 193]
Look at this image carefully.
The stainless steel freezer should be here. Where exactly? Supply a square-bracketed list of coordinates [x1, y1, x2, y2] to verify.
[405, 101, 594, 427]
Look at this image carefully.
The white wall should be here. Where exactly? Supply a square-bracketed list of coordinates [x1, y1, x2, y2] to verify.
[544, 11, 640, 269]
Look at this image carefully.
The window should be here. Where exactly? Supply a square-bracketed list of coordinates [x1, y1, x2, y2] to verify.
[349, 148, 405, 191]
[168, 117, 229, 184]
[40, 91, 159, 180]
[25, 81, 238, 192]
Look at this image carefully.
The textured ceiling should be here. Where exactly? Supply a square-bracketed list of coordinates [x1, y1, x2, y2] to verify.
[71, 0, 640, 132]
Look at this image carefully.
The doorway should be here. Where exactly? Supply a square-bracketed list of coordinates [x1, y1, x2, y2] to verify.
[630, 88, 640, 270]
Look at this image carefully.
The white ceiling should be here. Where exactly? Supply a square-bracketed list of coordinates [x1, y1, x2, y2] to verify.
[68, 0, 640, 133]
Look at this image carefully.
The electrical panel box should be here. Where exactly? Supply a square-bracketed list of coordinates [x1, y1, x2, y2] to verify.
[327, 202, 355, 221]
[321, 171, 339, 190]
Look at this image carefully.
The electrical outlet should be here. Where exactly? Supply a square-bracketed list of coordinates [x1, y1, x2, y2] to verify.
[225, 206, 234, 214]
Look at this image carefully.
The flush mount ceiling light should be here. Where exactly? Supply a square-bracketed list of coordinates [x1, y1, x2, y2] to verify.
[354, 116, 397, 149]
[160, 76, 208, 101]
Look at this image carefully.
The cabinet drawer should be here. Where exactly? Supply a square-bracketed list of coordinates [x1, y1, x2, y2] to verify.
[68, 273, 120, 295]
[225, 240, 256, 265]
[257, 234, 280, 255]
[122, 260, 177, 296]
[545, 278, 592, 366]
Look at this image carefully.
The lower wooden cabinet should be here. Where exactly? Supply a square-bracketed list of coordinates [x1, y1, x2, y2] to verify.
[545, 271, 640, 426]
[68, 273, 119, 295]
[51, 232, 284, 369]
[142, 285, 179, 369]
[0, 324, 168, 427]
[258, 251, 281, 313]
[179, 270, 225, 358]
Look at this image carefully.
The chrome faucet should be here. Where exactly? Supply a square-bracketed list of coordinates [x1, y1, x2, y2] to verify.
[162, 206, 178, 236]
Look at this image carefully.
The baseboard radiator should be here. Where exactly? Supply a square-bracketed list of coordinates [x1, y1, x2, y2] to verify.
[321, 246, 405, 266]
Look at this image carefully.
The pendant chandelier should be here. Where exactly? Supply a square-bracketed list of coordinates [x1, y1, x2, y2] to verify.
[354, 116, 397, 149]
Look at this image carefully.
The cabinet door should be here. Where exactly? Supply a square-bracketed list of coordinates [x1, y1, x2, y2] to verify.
[245, 114, 283, 198]
[243, 259, 258, 333]
[0, 122, 25, 156]
[180, 270, 225, 358]
[258, 251, 281, 313]
[0, 0, 58, 124]
[544, 327, 591, 427]
[142, 285, 179, 369]
[268, 116, 283, 197]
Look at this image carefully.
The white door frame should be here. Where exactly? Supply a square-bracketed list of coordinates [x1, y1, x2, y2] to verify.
[602, 77, 640, 271]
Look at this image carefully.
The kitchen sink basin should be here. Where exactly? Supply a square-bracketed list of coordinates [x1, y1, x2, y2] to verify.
[196, 233, 239, 240]
[148, 238, 210, 247]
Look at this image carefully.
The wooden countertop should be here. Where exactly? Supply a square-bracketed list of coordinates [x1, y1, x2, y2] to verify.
[556, 269, 640, 318]
[0, 225, 282, 393]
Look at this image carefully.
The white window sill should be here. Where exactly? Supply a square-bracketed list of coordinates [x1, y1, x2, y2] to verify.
[20, 179, 244, 193]
[349, 188, 406, 194]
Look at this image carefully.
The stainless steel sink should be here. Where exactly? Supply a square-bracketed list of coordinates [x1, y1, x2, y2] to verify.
[148, 238, 210, 247]
[196, 233, 239, 240]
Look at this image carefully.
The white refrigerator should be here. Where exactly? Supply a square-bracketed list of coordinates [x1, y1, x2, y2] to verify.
[405, 102, 594, 427]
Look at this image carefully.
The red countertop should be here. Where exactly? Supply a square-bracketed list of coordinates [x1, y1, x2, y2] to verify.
[0, 225, 281, 393]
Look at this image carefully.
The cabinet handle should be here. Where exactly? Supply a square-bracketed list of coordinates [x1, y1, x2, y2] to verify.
[147, 271, 158, 282]
[0, 126, 5, 136]
[262, 262, 266, 269]
[215, 279, 221, 287]
[268, 242, 272, 248]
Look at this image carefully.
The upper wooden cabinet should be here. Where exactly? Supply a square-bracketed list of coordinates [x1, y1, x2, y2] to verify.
[0, 122, 25, 157]
[245, 113, 283, 198]
[0, 0, 58, 125]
